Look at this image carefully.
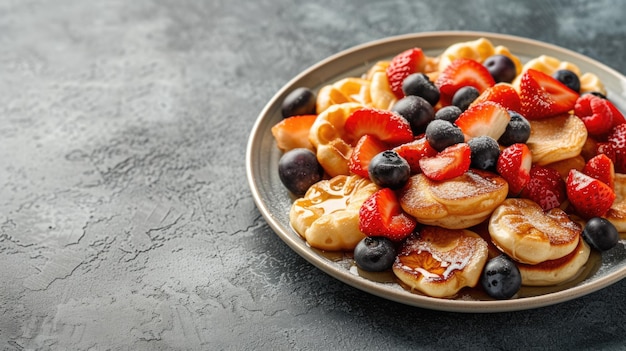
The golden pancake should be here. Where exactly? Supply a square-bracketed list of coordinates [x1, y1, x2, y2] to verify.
[605, 173, 626, 233]
[526, 114, 588, 166]
[517, 237, 590, 286]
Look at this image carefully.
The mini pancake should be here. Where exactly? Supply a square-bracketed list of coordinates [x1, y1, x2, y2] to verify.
[605, 173, 626, 232]
[526, 114, 588, 166]
[517, 237, 590, 286]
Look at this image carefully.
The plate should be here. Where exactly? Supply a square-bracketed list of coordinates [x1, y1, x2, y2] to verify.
[246, 31, 626, 312]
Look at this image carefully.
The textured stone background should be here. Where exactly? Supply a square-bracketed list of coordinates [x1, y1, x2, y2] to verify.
[1, 0, 626, 350]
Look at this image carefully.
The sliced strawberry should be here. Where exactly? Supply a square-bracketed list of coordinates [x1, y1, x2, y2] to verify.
[359, 188, 417, 241]
[520, 165, 566, 211]
[393, 137, 437, 174]
[435, 58, 495, 106]
[419, 143, 471, 181]
[566, 169, 616, 219]
[349, 135, 389, 178]
[470, 83, 522, 112]
[518, 69, 579, 119]
[344, 107, 414, 146]
[607, 123, 626, 173]
[454, 101, 511, 141]
[496, 143, 532, 195]
[574, 94, 613, 137]
[583, 153, 615, 189]
[386, 48, 427, 99]
[270, 114, 317, 152]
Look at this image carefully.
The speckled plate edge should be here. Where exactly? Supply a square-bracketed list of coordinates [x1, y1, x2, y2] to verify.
[246, 31, 626, 313]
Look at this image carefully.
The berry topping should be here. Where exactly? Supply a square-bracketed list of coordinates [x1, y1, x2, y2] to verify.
[386, 48, 427, 99]
[271, 114, 317, 152]
[520, 165, 566, 211]
[468, 135, 500, 171]
[435, 58, 495, 105]
[368, 150, 411, 189]
[349, 135, 389, 178]
[454, 101, 511, 141]
[582, 153, 615, 189]
[344, 107, 414, 145]
[498, 111, 531, 146]
[424, 119, 465, 152]
[451, 86, 480, 111]
[574, 93, 614, 136]
[281, 87, 317, 118]
[359, 188, 417, 242]
[278, 148, 324, 196]
[391, 95, 435, 135]
[496, 143, 532, 195]
[582, 217, 619, 252]
[482, 54, 517, 83]
[607, 123, 626, 173]
[552, 69, 581, 93]
[566, 169, 616, 219]
[353, 236, 397, 272]
[470, 83, 522, 113]
[393, 137, 437, 174]
[435, 105, 463, 123]
[402, 73, 440, 106]
[518, 68, 579, 119]
[419, 143, 471, 181]
[480, 255, 522, 300]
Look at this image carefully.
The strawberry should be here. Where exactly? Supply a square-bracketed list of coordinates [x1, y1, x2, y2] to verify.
[419, 143, 471, 181]
[454, 101, 511, 141]
[496, 143, 532, 195]
[566, 169, 616, 219]
[583, 153, 615, 189]
[349, 135, 389, 178]
[520, 165, 566, 211]
[344, 107, 414, 145]
[574, 94, 613, 136]
[270, 114, 317, 152]
[470, 83, 522, 112]
[435, 58, 495, 106]
[518, 68, 579, 119]
[607, 123, 626, 173]
[359, 188, 417, 241]
[608, 99, 626, 127]
[393, 137, 437, 174]
[386, 48, 427, 99]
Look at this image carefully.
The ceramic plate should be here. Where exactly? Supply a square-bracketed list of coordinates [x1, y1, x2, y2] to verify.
[246, 31, 626, 312]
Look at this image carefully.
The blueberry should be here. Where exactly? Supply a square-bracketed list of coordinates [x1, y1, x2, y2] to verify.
[451, 86, 480, 111]
[354, 236, 397, 272]
[391, 96, 435, 135]
[483, 55, 517, 83]
[435, 105, 463, 124]
[582, 217, 620, 251]
[402, 73, 440, 106]
[424, 119, 465, 152]
[480, 255, 522, 300]
[552, 69, 581, 93]
[281, 87, 316, 118]
[468, 136, 500, 170]
[498, 111, 531, 146]
[368, 150, 411, 189]
[278, 148, 324, 196]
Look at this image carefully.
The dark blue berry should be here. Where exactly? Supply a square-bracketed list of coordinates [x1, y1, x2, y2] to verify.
[582, 217, 619, 251]
[368, 150, 410, 189]
[552, 69, 580, 93]
[499, 111, 531, 146]
[468, 136, 500, 170]
[281, 87, 316, 118]
[435, 105, 463, 123]
[402, 73, 440, 106]
[392, 96, 435, 135]
[354, 237, 397, 272]
[452, 86, 480, 111]
[278, 148, 323, 196]
[424, 119, 465, 152]
[483, 55, 517, 83]
[480, 255, 522, 300]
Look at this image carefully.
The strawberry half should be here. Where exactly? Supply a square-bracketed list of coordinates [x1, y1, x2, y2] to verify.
[454, 101, 511, 141]
[393, 137, 438, 174]
[518, 68, 579, 119]
[271, 114, 317, 152]
[566, 169, 616, 219]
[496, 143, 532, 195]
[349, 135, 389, 178]
[583, 153, 615, 189]
[419, 143, 471, 181]
[520, 165, 566, 211]
[359, 188, 417, 242]
[386, 48, 427, 99]
[607, 123, 626, 173]
[470, 83, 522, 112]
[574, 94, 614, 137]
[344, 107, 414, 146]
[435, 58, 495, 106]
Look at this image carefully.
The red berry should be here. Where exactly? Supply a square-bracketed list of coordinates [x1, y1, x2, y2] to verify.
[566, 169, 616, 219]
[435, 58, 495, 106]
[518, 69, 579, 119]
[349, 135, 389, 178]
[344, 107, 414, 146]
[496, 143, 532, 195]
[419, 143, 471, 181]
[470, 83, 521, 112]
[393, 137, 437, 174]
[359, 188, 417, 242]
[520, 165, 566, 211]
[607, 123, 626, 173]
[386, 48, 427, 99]
[454, 101, 511, 141]
[582, 153, 615, 189]
[574, 94, 614, 137]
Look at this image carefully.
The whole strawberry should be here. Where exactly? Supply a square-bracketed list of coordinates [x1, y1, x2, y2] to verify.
[386, 48, 427, 99]
[607, 123, 626, 173]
